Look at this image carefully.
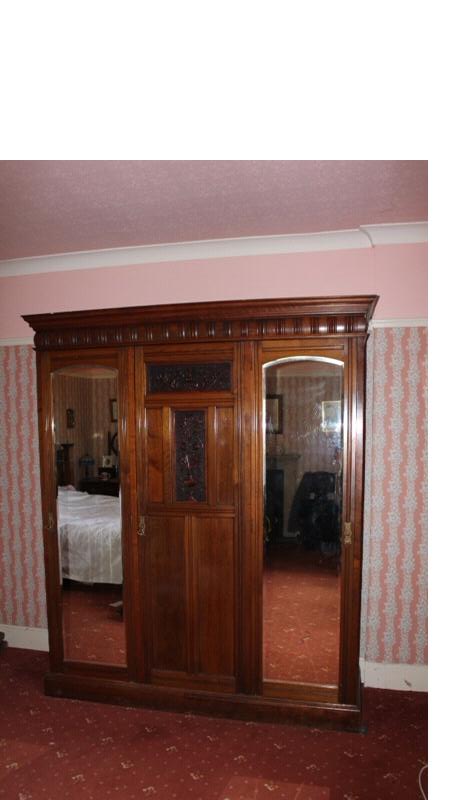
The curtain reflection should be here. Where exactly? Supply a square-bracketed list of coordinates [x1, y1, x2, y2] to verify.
[52, 366, 126, 666]
[263, 359, 343, 685]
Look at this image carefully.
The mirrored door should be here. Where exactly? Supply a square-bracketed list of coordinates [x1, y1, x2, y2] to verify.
[51, 363, 126, 666]
[262, 356, 344, 691]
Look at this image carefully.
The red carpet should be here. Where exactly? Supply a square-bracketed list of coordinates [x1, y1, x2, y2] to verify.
[0, 648, 427, 799]
[62, 549, 340, 683]
[264, 545, 340, 684]
[62, 583, 125, 665]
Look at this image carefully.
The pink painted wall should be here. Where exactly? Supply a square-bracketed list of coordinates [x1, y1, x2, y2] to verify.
[0, 242, 427, 340]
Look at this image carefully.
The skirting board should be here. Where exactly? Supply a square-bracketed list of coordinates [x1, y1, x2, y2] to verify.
[1, 627, 428, 692]
[360, 659, 428, 692]
[1, 625, 49, 652]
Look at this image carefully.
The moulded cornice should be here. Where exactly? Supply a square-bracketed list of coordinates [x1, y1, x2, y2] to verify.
[23, 295, 379, 350]
[0, 316, 428, 348]
[360, 222, 428, 246]
[0, 222, 427, 278]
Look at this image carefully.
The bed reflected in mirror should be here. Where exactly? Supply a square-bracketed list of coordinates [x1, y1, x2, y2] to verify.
[263, 357, 343, 687]
[52, 365, 126, 666]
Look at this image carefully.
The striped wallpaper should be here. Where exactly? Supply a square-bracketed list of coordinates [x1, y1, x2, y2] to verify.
[53, 373, 118, 485]
[361, 326, 428, 665]
[0, 346, 46, 628]
[0, 331, 428, 665]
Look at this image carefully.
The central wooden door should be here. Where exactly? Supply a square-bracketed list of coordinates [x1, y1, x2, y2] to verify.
[135, 343, 238, 692]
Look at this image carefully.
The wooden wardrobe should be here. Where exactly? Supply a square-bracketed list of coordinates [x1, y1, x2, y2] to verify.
[25, 295, 377, 730]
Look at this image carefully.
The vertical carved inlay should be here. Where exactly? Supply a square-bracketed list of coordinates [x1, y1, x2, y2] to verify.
[148, 362, 231, 393]
[174, 410, 206, 502]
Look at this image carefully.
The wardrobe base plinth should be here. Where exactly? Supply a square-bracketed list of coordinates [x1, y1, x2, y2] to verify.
[44, 671, 363, 732]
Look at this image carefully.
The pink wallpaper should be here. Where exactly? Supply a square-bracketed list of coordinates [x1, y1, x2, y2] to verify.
[361, 327, 428, 665]
[0, 346, 46, 627]
[53, 374, 117, 485]
[0, 332, 428, 666]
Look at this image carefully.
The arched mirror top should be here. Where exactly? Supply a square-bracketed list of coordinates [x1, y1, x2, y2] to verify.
[263, 355, 345, 370]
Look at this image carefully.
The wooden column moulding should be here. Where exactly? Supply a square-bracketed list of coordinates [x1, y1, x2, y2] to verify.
[24, 295, 378, 731]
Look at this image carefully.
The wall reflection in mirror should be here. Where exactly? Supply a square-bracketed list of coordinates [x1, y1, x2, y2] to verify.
[263, 358, 343, 686]
[52, 366, 126, 666]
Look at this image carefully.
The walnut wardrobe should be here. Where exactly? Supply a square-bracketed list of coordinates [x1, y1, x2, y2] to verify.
[25, 295, 377, 730]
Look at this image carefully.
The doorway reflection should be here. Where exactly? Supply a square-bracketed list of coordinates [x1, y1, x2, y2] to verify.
[52, 365, 126, 666]
[263, 358, 343, 686]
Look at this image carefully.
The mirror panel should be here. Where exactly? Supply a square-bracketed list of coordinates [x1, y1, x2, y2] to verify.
[52, 365, 126, 666]
[263, 358, 343, 686]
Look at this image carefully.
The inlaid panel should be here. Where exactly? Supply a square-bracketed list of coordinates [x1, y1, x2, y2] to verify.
[148, 516, 187, 672]
[174, 410, 206, 502]
[193, 516, 235, 677]
[148, 362, 232, 393]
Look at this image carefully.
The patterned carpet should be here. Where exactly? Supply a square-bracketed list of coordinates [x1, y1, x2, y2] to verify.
[62, 549, 340, 686]
[62, 583, 125, 665]
[263, 544, 340, 684]
[0, 648, 427, 800]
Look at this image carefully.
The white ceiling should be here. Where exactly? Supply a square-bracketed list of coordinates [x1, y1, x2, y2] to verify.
[0, 161, 427, 261]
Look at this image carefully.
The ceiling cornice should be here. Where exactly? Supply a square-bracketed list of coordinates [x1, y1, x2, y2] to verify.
[369, 318, 428, 329]
[0, 222, 427, 279]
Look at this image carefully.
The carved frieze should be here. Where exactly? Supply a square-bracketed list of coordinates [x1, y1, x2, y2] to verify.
[148, 362, 232, 393]
[24, 297, 378, 350]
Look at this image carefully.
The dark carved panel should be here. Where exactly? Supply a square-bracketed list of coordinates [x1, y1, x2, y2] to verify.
[174, 410, 206, 502]
[148, 363, 231, 393]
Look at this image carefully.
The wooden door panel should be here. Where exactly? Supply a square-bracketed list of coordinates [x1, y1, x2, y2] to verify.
[139, 347, 238, 686]
[145, 407, 165, 504]
[193, 516, 235, 677]
[215, 407, 235, 507]
[148, 515, 188, 672]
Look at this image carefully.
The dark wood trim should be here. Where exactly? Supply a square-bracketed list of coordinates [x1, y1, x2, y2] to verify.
[61, 661, 128, 680]
[263, 680, 339, 705]
[339, 336, 367, 704]
[36, 351, 63, 672]
[150, 669, 236, 693]
[44, 671, 363, 731]
[24, 295, 378, 350]
[118, 347, 144, 682]
[238, 341, 263, 694]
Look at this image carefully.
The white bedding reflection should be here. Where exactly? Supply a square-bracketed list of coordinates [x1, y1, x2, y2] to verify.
[57, 488, 122, 584]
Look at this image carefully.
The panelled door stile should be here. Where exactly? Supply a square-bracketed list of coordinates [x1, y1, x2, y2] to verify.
[135, 343, 238, 692]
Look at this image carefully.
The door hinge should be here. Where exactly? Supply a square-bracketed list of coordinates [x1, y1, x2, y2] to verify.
[343, 521, 353, 546]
